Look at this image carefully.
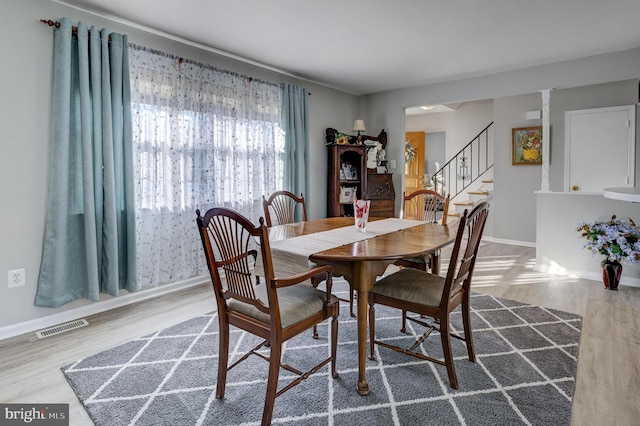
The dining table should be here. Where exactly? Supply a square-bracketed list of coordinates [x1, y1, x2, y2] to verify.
[265, 216, 457, 396]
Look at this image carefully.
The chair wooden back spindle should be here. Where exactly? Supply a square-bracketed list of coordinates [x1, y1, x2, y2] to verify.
[442, 202, 489, 305]
[262, 191, 307, 227]
[403, 189, 450, 225]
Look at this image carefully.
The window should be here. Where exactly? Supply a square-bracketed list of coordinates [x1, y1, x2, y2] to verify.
[129, 45, 284, 287]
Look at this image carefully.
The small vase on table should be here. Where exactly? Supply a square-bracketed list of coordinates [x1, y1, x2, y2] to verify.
[354, 199, 370, 232]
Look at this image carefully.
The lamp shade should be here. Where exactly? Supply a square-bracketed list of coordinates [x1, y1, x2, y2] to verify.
[352, 119, 366, 132]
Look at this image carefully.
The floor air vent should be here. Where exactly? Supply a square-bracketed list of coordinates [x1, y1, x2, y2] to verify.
[35, 319, 89, 339]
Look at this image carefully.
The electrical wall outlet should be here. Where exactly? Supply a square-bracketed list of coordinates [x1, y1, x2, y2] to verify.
[389, 160, 397, 169]
[8, 268, 26, 288]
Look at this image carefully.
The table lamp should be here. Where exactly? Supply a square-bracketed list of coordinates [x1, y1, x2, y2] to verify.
[353, 119, 366, 143]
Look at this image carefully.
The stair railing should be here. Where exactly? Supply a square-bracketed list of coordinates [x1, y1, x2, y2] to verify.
[429, 122, 494, 201]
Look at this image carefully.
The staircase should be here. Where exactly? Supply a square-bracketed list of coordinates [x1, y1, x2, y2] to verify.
[452, 179, 493, 217]
[428, 122, 494, 219]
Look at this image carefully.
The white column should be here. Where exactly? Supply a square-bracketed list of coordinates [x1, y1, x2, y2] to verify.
[540, 89, 551, 191]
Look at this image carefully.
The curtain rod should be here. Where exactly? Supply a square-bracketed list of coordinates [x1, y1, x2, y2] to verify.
[40, 19, 66, 30]
[40, 18, 310, 94]
[40, 19, 112, 41]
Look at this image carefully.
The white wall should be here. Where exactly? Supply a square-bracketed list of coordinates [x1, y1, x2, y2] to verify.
[363, 54, 640, 244]
[406, 100, 493, 161]
[360, 48, 640, 222]
[492, 93, 542, 243]
[0, 0, 358, 334]
[548, 80, 640, 191]
[537, 192, 640, 286]
[425, 132, 445, 175]
[533, 80, 640, 285]
[497, 80, 640, 245]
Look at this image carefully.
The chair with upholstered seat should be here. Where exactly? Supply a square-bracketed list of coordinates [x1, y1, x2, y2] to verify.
[396, 189, 450, 273]
[368, 202, 489, 389]
[263, 190, 356, 318]
[262, 190, 307, 227]
[196, 207, 339, 425]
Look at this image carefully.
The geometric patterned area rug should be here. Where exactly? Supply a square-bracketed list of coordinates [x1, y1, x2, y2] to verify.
[62, 279, 582, 426]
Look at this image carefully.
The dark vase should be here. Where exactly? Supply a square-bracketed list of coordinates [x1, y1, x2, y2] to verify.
[601, 258, 622, 290]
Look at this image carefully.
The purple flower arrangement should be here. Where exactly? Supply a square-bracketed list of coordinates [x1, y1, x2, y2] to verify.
[576, 215, 640, 264]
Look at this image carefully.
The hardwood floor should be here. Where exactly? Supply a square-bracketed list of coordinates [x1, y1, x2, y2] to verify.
[1, 241, 638, 425]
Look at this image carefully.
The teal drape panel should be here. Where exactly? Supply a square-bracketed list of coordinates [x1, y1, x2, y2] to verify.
[35, 18, 137, 308]
[282, 84, 309, 206]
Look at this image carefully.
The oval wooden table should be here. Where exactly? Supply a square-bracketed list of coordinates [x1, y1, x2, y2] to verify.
[267, 217, 456, 396]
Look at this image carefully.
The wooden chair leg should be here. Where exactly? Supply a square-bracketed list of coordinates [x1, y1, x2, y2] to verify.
[350, 287, 355, 317]
[311, 276, 321, 338]
[401, 309, 407, 333]
[439, 316, 458, 389]
[462, 300, 476, 362]
[261, 340, 282, 426]
[428, 254, 441, 323]
[331, 315, 339, 378]
[368, 302, 376, 360]
[216, 320, 229, 399]
[430, 251, 440, 275]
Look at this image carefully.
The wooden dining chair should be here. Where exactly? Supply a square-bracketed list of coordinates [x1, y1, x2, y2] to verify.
[196, 207, 339, 426]
[263, 190, 357, 318]
[262, 190, 307, 227]
[396, 189, 451, 274]
[368, 202, 489, 389]
[403, 189, 450, 224]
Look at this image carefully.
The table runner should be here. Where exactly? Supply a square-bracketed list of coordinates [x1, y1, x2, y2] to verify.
[260, 218, 426, 277]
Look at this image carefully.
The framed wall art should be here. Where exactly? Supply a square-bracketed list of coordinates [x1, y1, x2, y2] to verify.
[512, 126, 542, 165]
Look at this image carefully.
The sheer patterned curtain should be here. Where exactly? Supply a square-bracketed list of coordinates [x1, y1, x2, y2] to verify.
[36, 18, 136, 307]
[129, 45, 284, 288]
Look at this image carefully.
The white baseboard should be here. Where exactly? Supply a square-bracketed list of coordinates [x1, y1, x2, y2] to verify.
[483, 236, 536, 248]
[0, 276, 210, 341]
[488, 238, 640, 288]
[534, 264, 640, 288]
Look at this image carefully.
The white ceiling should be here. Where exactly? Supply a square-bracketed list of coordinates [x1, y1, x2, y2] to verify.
[56, 0, 640, 96]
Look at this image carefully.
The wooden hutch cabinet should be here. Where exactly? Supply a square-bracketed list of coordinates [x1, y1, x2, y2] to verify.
[327, 144, 367, 217]
[326, 128, 395, 218]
